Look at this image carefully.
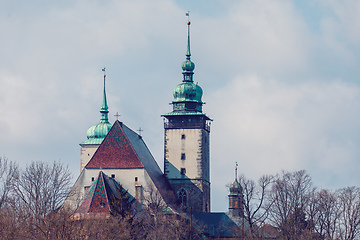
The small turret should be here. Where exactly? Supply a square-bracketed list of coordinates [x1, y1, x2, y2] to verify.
[228, 162, 244, 217]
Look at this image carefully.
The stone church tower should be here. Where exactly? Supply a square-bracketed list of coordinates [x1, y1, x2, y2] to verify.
[162, 19, 212, 212]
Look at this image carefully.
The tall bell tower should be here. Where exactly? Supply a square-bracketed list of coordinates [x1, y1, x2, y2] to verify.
[162, 15, 212, 212]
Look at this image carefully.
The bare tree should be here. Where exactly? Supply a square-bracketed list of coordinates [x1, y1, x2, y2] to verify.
[337, 187, 360, 240]
[311, 189, 340, 239]
[13, 161, 72, 239]
[0, 202, 24, 240]
[142, 186, 176, 239]
[239, 174, 273, 238]
[0, 157, 18, 209]
[143, 185, 167, 212]
[140, 186, 203, 240]
[268, 170, 316, 239]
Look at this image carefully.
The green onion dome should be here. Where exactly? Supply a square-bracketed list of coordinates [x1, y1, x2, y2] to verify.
[195, 84, 203, 102]
[84, 121, 112, 144]
[173, 82, 196, 102]
[173, 82, 203, 102]
[181, 59, 195, 72]
[229, 179, 242, 194]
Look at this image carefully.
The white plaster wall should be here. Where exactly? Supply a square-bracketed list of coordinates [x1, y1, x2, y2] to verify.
[165, 128, 202, 179]
[80, 144, 99, 171]
[79, 168, 159, 201]
[82, 169, 143, 197]
[64, 168, 163, 211]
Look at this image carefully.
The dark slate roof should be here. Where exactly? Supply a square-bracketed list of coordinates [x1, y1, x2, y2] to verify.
[122, 121, 180, 208]
[85, 121, 144, 169]
[86, 120, 179, 209]
[192, 212, 239, 238]
[75, 171, 134, 214]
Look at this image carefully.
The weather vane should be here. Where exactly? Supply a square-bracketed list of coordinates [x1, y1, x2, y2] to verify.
[235, 162, 238, 180]
[186, 11, 190, 25]
[102, 67, 106, 88]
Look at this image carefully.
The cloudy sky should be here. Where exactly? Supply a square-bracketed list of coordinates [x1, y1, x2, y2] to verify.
[1, 0, 360, 212]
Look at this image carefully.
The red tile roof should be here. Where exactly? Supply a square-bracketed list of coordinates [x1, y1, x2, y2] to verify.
[85, 121, 144, 169]
[75, 171, 110, 214]
[74, 171, 135, 215]
[83, 120, 180, 210]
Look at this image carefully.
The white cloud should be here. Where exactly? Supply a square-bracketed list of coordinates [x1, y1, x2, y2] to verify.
[0, 0, 183, 141]
[1, 0, 360, 212]
[209, 74, 360, 210]
[194, 0, 312, 81]
[319, 0, 360, 44]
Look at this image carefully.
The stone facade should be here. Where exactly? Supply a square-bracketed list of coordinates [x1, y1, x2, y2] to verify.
[80, 144, 100, 171]
[164, 127, 210, 212]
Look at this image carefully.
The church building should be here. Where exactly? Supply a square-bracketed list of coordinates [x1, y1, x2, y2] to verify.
[63, 16, 247, 238]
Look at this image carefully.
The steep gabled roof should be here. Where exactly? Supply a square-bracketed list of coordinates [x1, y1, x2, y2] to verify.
[85, 120, 179, 208]
[121, 122, 180, 208]
[75, 171, 134, 215]
[85, 121, 144, 169]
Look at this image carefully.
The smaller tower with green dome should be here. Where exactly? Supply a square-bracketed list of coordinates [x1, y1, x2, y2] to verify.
[80, 70, 112, 171]
[228, 162, 244, 217]
[162, 14, 212, 213]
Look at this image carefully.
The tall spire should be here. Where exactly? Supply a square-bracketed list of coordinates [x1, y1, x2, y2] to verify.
[162, 12, 212, 116]
[81, 68, 112, 146]
[186, 11, 191, 60]
[100, 68, 109, 123]
[182, 11, 195, 82]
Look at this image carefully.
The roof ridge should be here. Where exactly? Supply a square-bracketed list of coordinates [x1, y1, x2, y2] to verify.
[74, 171, 106, 214]
[85, 120, 144, 169]
[88, 171, 108, 213]
[98, 171, 111, 212]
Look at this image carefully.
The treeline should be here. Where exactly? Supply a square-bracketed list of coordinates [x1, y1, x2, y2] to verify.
[1, 156, 360, 240]
[0, 157, 202, 240]
[239, 170, 360, 240]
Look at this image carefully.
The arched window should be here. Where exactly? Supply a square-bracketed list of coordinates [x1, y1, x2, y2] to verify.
[178, 188, 187, 207]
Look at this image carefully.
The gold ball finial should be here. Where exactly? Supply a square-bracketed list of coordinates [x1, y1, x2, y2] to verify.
[187, 21, 191, 25]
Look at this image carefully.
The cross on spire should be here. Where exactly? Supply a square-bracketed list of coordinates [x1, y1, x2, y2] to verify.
[114, 112, 121, 120]
[137, 127, 144, 136]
